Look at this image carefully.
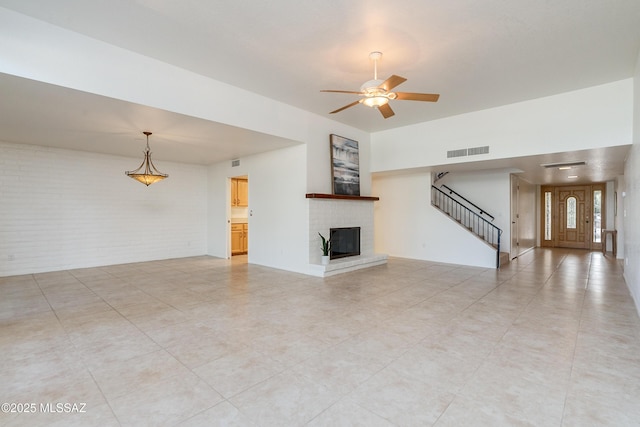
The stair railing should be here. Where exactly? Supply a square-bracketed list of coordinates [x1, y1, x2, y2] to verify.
[431, 185, 502, 268]
[440, 184, 495, 221]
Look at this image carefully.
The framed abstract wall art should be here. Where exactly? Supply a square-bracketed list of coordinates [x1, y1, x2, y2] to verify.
[330, 134, 360, 196]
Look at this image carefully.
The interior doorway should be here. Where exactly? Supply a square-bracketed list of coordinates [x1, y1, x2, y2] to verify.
[230, 175, 248, 260]
[510, 175, 536, 260]
[541, 183, 605, 251]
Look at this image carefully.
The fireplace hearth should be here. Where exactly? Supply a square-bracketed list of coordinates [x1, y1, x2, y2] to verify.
[330, 227, 360, 260]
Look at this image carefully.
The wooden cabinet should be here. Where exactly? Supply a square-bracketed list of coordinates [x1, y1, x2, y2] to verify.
[231, 178, 248, 207]
[231, 223, 248, 255]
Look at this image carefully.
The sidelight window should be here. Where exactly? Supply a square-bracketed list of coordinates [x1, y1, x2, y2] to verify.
[593, 190, 602, 243]
[544, 191, 552, 240]
[567, 197, 577, 229]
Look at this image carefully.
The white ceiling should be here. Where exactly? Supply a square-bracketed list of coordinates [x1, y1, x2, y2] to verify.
[0, 0, 638, 182]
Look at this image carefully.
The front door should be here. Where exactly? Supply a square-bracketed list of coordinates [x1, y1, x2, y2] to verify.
[556, 185, 590, 249]
[541, 184, 605, 250]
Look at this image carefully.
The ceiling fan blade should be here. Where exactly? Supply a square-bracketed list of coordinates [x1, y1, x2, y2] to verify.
[395, 92, 440, 102]
[378, 103, 395, 119]
[321, 90, 364, 95]
[380, 75, 407, 91]
[329, 100, 362, 114]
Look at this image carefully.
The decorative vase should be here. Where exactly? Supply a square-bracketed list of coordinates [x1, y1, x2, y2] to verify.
[321, 255, 330, 265]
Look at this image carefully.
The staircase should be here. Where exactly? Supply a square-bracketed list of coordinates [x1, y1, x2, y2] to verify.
[431, 185, 508, 268]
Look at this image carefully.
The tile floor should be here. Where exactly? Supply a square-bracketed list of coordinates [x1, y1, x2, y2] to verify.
[1, 248, 639, 426]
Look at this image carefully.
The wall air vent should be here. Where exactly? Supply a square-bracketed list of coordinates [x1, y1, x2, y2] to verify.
[447, 146, 489, 158]
[447, 149, 468, 158]
[231, 159, 240, 167]
[467, 146, 489, 156]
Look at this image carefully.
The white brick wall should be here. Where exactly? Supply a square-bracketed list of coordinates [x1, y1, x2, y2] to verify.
[308, 199, 375, 264]
[0, 142, 208, 276]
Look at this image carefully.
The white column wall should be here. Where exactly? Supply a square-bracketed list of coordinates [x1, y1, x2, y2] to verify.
[207, 144, 310, 274]
[623, 52, 640, 314]
[0, 141, 207, 276]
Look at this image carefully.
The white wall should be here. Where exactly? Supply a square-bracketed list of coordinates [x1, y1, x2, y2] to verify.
[371, 79, 633, 173]
[0, 141, 207, 276]
[437, 171, 512, 250]
[372, 171, 498, 268]
[623, 52, 640, 314]
[615, 175, 625, 258]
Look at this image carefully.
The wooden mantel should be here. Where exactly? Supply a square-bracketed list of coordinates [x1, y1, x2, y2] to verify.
[305, 193, 379, 201]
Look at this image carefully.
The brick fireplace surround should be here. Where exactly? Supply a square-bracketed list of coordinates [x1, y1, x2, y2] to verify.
[306, 194, 388, 277]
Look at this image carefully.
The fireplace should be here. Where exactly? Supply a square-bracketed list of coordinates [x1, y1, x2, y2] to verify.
[330, 227, 360, 260]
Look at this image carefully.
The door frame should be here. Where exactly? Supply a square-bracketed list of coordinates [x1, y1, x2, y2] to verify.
[227, 175, 249, 259]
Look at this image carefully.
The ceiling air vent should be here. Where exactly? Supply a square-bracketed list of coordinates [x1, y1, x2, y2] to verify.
[231, 159, 240, 167]
[540, 161, 586, 168]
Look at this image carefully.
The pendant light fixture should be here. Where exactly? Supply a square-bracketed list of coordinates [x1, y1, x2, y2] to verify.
[125, 131, 168, 186]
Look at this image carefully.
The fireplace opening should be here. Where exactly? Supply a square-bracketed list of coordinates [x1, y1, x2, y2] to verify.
[330, 227, 361, 260]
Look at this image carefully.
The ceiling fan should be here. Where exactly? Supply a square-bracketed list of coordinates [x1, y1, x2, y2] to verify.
[321, 52, 440, 119]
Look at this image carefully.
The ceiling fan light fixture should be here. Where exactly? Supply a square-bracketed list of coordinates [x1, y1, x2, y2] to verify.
[125, 131, 169, 186]
[363, 96, 389, 108]
[321, 50, 440, 118]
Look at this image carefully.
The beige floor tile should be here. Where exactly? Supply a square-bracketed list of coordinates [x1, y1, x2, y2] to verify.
[178, 401, 258, 426]
[292, 346, 386, 396]
[72, 330, 161, 370]
[307, 399, 395, 426]
[348, 367, 456, 425]
[435, 395, 545, 427]
[562, 388, 640, 426]
[1, 248, 638, 425]
[332, 328, 413, 365]
[108, 373, 222, 426]
[164, 332, 244, 369]
[229, 371, 339, 426]
[457, 364, 566, 426]
[193, 348, 285, 398]
[89, 349, 193, 401]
